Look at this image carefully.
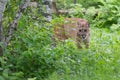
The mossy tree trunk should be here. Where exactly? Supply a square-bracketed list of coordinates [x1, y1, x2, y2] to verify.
[0, 0, 7, 56]
[0, 0, 30, 56]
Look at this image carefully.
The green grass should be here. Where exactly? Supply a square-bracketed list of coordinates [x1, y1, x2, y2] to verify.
[45, 27, 120, 80]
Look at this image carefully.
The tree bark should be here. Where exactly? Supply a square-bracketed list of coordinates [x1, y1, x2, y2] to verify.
[42, 0, 52, 22]
[5, 0, 30, 47]
[51, 0, 59, 14]
[0, 0, 7, 56]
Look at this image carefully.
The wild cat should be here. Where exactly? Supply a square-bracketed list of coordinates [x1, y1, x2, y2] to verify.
[54, 18, 90, 48]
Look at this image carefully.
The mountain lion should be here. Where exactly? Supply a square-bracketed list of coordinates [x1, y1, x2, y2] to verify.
[54, 18, 90, 48]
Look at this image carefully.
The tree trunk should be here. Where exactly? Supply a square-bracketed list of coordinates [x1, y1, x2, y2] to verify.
[5, 0, 30, 47]
[51, 0, 59, 14]
[0, 0, 7, 56]
[74, 0, 77, 4]
[42, 0, 52, 22]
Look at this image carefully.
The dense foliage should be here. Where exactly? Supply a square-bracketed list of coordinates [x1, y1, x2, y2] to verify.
[0, 0, 120, 80]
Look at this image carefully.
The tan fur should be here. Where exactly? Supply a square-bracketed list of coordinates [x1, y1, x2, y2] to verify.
[54, 18, 90, 48]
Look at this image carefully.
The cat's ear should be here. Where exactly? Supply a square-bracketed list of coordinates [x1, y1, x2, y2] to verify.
[77, 22, 81, 28]
[87, 22, 90, 27]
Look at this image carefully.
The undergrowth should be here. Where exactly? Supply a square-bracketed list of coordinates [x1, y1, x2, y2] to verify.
[45, 27, 120, 80]
[0, 0, 120, 80]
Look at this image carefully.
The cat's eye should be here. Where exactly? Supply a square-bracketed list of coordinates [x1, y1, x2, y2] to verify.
[84, 29, 87, 32]
[79, 29, 82, 32]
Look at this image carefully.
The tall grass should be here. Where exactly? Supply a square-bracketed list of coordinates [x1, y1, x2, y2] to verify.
[1, 0, 120, 79]
[45, 27, 120, 80]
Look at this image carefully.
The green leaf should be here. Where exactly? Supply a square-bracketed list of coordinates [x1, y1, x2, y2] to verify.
[28, 77, 36, 80]
[0, 76, 5, 80]
[2, 69, 9, 78]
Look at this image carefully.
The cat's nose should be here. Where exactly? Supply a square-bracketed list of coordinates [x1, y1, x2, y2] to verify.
[82, 35, 86, 39]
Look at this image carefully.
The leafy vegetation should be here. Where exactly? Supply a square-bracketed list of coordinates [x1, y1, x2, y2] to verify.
[0, 0, 120, 80]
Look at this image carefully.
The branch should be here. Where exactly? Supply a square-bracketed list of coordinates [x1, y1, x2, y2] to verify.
[5, 0, 30, 46]
[0, 0, 7, 56]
